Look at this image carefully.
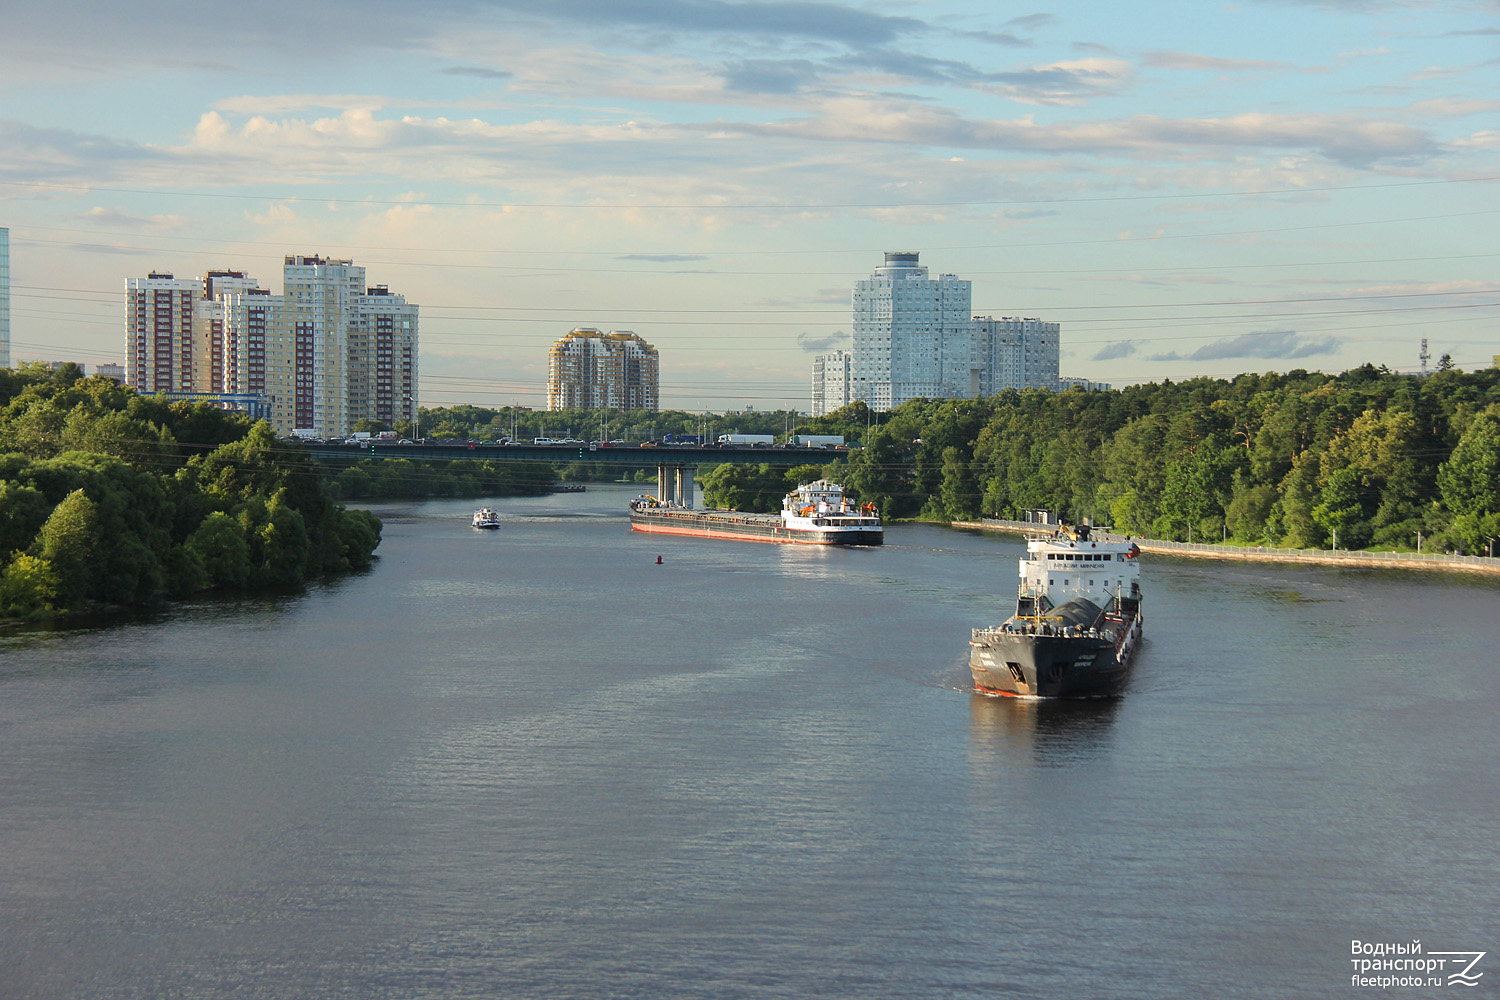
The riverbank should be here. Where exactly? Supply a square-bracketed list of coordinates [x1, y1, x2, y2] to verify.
[951, 519, 1500, 579]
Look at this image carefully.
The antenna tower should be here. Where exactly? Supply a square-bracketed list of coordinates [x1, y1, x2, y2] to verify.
[1419, 338, 1430, 375]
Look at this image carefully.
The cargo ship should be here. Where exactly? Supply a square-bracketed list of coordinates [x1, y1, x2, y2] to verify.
[628, 480, 882, 546]
[969, 523, 1142, 698]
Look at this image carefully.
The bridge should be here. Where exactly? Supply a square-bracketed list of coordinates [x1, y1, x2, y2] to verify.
[303, 441, 849, 508]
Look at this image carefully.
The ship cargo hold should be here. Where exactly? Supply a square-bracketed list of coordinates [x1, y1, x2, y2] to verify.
[629, 480, 882, 546]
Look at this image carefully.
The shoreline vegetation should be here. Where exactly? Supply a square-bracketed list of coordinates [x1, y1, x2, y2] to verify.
[7, 359, 1499, 622]
[315, 456, 558, 501]
[683, 364, 1500, 569]
[1, 364, 382, 624]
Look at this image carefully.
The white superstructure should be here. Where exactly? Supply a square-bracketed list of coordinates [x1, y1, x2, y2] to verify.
[1018, 527, 1141, 612]
[780, 480, 882, 537]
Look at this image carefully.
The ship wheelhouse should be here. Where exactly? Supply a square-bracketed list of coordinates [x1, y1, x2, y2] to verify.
[1018, 525, 1141, 614]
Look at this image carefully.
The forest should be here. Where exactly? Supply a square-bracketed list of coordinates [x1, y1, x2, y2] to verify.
[693, 365, 1500, 555]
[0, 363, 382, 621]
[376, 401, 814, 449]
[320, 455, 559, 500]
[6, 360, 1496, 623]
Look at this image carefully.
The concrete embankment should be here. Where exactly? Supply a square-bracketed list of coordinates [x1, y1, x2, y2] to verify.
[950, 520, 1500, 579]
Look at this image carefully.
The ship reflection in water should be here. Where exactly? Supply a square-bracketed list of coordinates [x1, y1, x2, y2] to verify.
[967, 694, 1121, 765]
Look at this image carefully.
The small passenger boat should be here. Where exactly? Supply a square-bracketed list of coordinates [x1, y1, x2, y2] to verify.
[472, 508, 501, 529]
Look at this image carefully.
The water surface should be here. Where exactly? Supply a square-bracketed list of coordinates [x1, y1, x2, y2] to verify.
[2, 486, 1496, 998]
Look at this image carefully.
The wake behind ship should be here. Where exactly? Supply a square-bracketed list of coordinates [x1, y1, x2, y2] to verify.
[629, 480, 882, 546]
[970, 523, 1143, 698]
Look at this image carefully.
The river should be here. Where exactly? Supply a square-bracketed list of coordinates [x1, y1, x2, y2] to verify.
[2, 485, 1496, 998]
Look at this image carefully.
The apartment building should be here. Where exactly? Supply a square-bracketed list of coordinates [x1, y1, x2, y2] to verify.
[547, 328, 659, 411]
[850, 251, 974, 412]
[125, 256, 418, 437]
[811, 349, 852, 417]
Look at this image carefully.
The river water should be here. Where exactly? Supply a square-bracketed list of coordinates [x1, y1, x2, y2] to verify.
[2, 485, 1496, 998]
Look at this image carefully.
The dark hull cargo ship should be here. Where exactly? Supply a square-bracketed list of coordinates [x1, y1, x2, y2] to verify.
[969, 524, 1143, 698]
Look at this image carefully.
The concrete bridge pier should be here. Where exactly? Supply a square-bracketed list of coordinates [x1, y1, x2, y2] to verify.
[656, 464, 695, 508]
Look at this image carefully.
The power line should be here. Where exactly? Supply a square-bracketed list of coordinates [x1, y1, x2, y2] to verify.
[6, 173, 1496, 210]
[14, 280, 1497, 319]
[12, 213, 1500, 272]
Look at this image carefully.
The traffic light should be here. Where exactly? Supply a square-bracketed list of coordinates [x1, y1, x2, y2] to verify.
[369, 444, 376, 456]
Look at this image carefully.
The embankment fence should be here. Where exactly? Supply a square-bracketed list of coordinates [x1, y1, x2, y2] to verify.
[954, 519, 1500, 578]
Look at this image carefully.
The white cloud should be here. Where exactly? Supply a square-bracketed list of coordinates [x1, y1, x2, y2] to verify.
[1149, 330, 1342, 362]
[1142, 51, 1293, 72]
[78, 207, 187, 232]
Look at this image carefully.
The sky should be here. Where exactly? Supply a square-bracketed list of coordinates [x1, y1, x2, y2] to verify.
[1, 0, 1496, 413]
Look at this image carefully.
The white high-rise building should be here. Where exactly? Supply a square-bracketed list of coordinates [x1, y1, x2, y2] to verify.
[973, 316, 1060, 394]
[811, 349, 852, 417]
[0, 227, 10, 368]
[851, 251, 973, 411]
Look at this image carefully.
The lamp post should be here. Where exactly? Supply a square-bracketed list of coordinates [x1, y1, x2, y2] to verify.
[403, 394, 419, 441]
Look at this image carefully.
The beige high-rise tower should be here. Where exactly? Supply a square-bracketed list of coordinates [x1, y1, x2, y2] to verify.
[547, 328, 658, 411]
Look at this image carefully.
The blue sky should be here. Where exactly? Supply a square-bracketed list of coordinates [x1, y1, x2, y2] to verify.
[2, 0, 1496, 411]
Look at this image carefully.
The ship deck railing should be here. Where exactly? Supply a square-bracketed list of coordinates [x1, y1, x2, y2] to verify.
[972, 621, 1117, 641]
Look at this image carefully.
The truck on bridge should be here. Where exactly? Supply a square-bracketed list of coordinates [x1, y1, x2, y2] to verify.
[791, 434, 845, 448]
[717, 434, 774, 446]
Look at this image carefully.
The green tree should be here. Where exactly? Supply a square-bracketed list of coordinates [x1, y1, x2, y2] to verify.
[700, 463, 784, 512]
[1436, 409, 1500, 517]
[1223, 471, 1277, 542]
[932, 445, 979, 520]
[1311, 466, 1366, 548]
[1277, 452, 1325, 548]
[1436, 408, 1500, 552]
[844, 426, 915, 516]
[186, 512, 251, 589]
[0, 554, 58, 619]
[236, 494, 309, 588]
[162, 544, 209, 597]
[36, 489, 99, 609]
[324, 508, 382, 573]
[0, 481, 51, 560]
